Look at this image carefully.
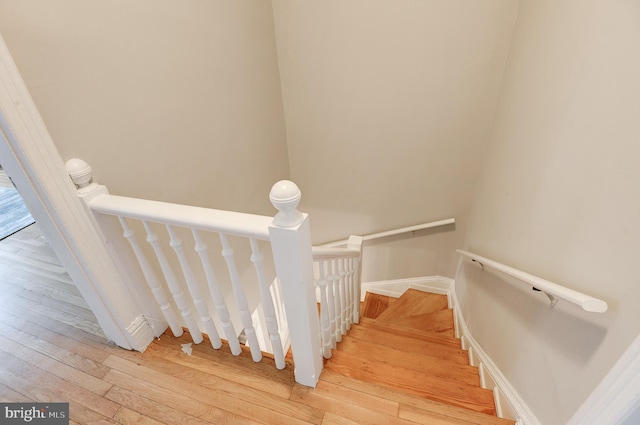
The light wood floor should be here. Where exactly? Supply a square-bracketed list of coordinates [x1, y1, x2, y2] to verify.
[1, 224, 497, 425]
[0, 166, 12, 188]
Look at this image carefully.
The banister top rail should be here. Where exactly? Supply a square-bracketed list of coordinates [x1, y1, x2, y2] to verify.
[457, 249, 608, 313]
[321, 217, 455, 248]
[312, 246, 360, 260]
[88, 194, 273, 240]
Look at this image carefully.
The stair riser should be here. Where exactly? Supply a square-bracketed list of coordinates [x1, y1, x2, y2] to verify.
[375, 289, 449, 322]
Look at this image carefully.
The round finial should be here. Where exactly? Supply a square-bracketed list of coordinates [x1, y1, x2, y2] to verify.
[65, 158, 93, 188]
[270, 180, 303, 227]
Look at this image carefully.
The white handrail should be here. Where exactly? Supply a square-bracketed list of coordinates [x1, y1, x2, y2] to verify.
[89, 193, 272, 240]
[457, 249, 608, 313]
[321, 218, 455, 247]
[312, 246, 360, 260]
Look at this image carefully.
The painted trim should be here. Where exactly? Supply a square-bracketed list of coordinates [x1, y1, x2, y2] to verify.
[566, 333, 640, 425]
[362, 276, 452, 303]
[126, 316, 157, 352]
[0, 33, 153, 350]
[450, 280, 540, 425]
[361, 275, 538, 424]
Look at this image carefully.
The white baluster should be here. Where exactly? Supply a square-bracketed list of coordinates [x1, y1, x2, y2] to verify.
[326, 259, 338, 348]
[143, 221, 203, 344]
[219, 233, 262, 362]
[192, 229, 241, 355]
[345, 258, 354, 330]
[117, 217, 183, 337]
[249, 239, 285, 369]
[339, 258, 348, 335]
[347, 235, 364, 324]
[317, 261, 332, 359]
[166, 225, 221, 349]
[270, 278, 287, 329]
[269, 180, 322, 388]
[332, 259, 344, 343]
[353, 257, 361, 324]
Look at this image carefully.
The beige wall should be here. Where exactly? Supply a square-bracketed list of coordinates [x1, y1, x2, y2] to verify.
[0, 0, 289, 216]
[272, 0, 518, 278]
[456, 0, 640, 423]
[1, 1, 520, 281]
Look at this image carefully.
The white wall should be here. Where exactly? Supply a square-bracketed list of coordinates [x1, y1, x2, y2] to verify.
[0, 0, 289, 216]
[456, 0, 640, 423]
[272, 0, 518, 278]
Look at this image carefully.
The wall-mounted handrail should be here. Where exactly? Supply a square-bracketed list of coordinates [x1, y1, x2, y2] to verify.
[457, 249, 608, 313]
[321, 217, 455, 247]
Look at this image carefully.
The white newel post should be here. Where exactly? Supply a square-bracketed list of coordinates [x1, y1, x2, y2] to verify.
[65, 158, 159, 351]
[268, 180, 323, 387]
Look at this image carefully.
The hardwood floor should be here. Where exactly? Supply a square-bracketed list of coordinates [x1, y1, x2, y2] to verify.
[0, 166, 12, 188]
[0, 225, 512, 424]
[0, 225, 484, 424]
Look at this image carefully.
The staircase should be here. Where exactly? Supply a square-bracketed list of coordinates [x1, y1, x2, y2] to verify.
[68, 173, 516, 422]
[324, 289, 515, 425]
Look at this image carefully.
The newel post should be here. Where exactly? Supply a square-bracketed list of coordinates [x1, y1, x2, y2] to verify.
[268, 180, 322, 387]
[65, 158, 157, 352]
[65, 158, 112, 200]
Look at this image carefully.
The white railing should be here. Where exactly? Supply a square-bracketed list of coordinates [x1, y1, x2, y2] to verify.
[457, 249, 608, 313]
[66, 159, 324, 387]
[312, 236, 364, 358]
[321, 217, 455, 247]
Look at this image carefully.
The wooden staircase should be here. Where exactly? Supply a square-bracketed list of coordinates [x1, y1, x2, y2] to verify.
[324, 289, 515, 425]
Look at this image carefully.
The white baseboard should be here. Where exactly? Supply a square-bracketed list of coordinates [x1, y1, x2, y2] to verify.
[361, 276, 539, 424]
[362, 276, 452, 307]
[126, 315, 157, 352]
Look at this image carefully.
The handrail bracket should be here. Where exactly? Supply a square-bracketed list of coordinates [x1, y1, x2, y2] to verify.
[533, 287, 559, 309]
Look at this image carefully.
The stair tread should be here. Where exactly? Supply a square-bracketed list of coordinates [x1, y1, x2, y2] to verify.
[321, 371, 515, 425]
[376, 289, 448, 321]
[358, 317, 461, 348]
[336, 336, 480, 386]
[383, 309, 455, 336]
[325, 350, 496, 415]
[347, 325, 469, 364]
[328, 289, 509, 422]
[361, 292, 397, 319]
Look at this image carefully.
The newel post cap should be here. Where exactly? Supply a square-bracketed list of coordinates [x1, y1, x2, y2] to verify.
[270, 180, 304, 227]
[65, 158, 93, 188]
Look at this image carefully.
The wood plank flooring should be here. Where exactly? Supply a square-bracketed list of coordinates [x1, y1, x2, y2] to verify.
[0, 224, 514, 424]
[0, 166, 13, 188]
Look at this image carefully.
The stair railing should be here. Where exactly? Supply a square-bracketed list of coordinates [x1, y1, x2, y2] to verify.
[312, 236, 364, 359]
[66, 159, 322, 387]
[457, 249, 608, 313]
